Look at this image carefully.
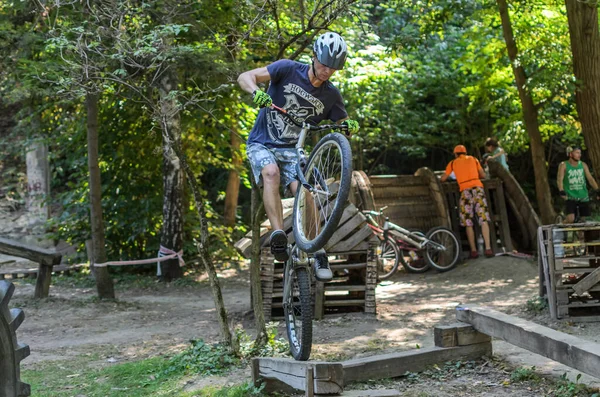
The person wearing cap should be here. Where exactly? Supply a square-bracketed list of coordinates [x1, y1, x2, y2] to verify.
[557, 146, 600, 223]
[441, 145, 493, 259]
[237, 32, 360, 282]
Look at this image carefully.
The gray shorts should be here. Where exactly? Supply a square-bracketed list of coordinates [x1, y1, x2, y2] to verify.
[246, 143, 299, 190]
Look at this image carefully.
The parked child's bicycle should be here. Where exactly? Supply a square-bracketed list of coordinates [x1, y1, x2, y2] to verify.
[363, 207, 461, 278]
[271, 105, 353, 361]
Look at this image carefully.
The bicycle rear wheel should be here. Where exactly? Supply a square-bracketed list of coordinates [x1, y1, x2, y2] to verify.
[377, 235, 400, 280]
[424, 227, 460, 272]
[293, 133, 352, 253]
[283, 265, 313, 361]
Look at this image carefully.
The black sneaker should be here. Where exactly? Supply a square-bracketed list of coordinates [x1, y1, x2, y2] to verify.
[313, 251, 333, 282]
[270, 229, 289, 262]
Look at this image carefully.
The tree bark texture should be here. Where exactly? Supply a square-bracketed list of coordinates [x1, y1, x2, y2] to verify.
[158, 71, 184, 281]
[250, 180, 268, 348]
[565, 1, 600, 177]
[224, 131, 242, 227]
[86, 93, 115, 299]
[497, 0, 556, 224]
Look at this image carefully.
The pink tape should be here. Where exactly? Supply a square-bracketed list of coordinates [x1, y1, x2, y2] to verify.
[94, 245, 185, 268]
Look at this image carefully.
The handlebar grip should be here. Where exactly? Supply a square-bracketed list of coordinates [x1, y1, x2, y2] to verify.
[380, 206, 388, 211]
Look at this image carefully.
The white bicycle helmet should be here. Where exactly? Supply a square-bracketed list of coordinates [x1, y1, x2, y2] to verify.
[313, 32, 348, 70]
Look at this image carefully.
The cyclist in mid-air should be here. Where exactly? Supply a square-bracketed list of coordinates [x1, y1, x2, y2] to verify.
[238, 32, 359, 282]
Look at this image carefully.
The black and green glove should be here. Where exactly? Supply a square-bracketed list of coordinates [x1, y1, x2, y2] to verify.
[342, 119, 360, 135]
[252, 90, 272, 108]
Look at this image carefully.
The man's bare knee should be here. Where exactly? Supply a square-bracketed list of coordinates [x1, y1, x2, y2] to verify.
[262, 164, 280, 184]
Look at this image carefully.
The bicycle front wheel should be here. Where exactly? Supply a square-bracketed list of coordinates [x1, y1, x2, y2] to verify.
[377, 235, 401, 280]
[424, 227, 460, 272]
[284, 266, 313, 361]
[293, 133, 352, 253]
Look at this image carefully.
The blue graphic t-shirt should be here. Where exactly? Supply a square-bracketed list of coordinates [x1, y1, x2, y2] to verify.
[247, 59, 348, 148]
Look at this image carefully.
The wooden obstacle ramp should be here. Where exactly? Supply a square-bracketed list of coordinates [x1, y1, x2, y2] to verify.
[252, 323, 492, 395]
[457, 304, 600, 381]
[539, 223, 600, 321]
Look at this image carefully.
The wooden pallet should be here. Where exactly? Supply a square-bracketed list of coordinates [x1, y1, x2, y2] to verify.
[541, 223, 600, 321]
[261, 246, 378, 320]
[259, 203, 378, 320]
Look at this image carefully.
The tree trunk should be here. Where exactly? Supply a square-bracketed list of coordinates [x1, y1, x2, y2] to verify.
[565, 1, 600, 176]
[250, 180, 268, 348]
[158, 71, 184, 281]
[86, 93, 115, 299]
[497, 0, 555, 224]
[223, 131, 242, 227]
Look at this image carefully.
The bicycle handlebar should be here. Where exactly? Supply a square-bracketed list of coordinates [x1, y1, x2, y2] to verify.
[271, 104, 347, 132]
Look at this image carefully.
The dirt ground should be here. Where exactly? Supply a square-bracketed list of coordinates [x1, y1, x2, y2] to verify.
[3, 250, 600, 396]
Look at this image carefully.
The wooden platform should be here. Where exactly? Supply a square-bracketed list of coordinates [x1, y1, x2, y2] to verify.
[539, 223, 600, 321]
[252, 322, 492, 395]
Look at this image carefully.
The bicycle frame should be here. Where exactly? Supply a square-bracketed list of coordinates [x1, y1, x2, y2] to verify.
[363, 210, 445, 252]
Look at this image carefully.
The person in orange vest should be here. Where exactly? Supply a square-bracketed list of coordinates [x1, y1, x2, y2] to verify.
[440, 145, 493, 259]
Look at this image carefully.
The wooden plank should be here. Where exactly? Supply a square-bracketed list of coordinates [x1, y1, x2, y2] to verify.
[495, 181, 514, 251]
[339, 390, 401, 397]
[573, 267, 600, 296]
[329, 225, 372, 253]
[315, 281, 325, 320]
[0, 237, 62, 266]
[325, 214, 365, 250]
[456, 304, 600, 380]
[254, 358, 344, 394]
[434, 323, 491, 347]
[342, 342, 492, 384]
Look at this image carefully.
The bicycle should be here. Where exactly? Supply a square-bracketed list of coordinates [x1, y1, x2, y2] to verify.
[270, 104, 353, 361]
[362, 207, 461, 276]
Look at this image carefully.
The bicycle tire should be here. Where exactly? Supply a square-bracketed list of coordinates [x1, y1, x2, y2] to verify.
[293, 133, 352, 253]
[424, 227, 461, 272]
[377, 235, 401, 280]
[398, 230, 430, 273]
[284, 266, 313, 361]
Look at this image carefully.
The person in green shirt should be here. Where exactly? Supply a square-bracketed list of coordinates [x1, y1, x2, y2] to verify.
[557, 146, 600, 223]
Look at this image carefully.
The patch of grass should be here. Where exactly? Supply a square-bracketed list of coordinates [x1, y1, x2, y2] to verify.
[22, 354, 188, 397]
[510, 366, 541, 383]
[197, 382, 264, 396]
[525, 296, 548, 314]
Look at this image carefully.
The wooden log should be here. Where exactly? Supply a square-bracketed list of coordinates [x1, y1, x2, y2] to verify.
[342, 342, 492, 384]
[253, 357, 344, 394]
[573, 267, 600, 296]
[456, 304, 600, 380]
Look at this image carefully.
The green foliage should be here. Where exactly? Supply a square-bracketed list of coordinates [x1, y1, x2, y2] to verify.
[510, 366, 541, 383]
[552, 373, 596, 397]
[525, 296, 549, 314]
[165, 339, 239, 376]
[237, 322, 290, 358]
